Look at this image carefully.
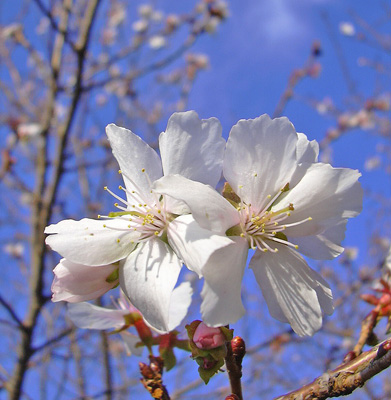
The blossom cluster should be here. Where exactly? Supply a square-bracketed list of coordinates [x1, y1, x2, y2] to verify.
[45, 111, 362, 337]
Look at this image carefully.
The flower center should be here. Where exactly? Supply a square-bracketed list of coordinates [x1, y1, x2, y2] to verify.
[98, 169, 172, 243]
[232, 183, 312, 253]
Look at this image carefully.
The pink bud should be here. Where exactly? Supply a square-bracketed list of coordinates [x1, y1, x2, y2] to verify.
[193, 322, 226, 350]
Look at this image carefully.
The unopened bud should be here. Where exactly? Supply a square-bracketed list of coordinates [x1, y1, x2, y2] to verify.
[193, 322, 226, 350]
[231, 336, 246, 363]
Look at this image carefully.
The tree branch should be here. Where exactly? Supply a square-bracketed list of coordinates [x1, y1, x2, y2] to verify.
[274, 338, 391, 400]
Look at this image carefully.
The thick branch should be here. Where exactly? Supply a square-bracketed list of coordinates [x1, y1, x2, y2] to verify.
[274, 338, 391, 400]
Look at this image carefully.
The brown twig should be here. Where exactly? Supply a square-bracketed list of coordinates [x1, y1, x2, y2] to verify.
[274, 338, 391, 400]
[139, 356, 171, 400]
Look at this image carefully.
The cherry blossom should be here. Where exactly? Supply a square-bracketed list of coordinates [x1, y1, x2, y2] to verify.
[45, 111, 226, 333]
[153, 114, 363, 336]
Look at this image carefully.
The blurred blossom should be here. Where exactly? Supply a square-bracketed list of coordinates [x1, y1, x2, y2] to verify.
[20, 192, 34, 206]
[151, 10, 164, 22]
[138, 4, 153, 19]
[4, 242, 24, 258]
[364, 155, 381, 171]
[316, 97, 334, 115]
[96, 93, 108, 107]
[109, 3, 126, 27]
[55, 103, 67, 120]
[384, 246, 391, 274]
[204, 17, 220, 33]
[132, 19, 148, 33]
[36, 17, 50, 35]
[101, 27, 117, 46]
[149, 35, 167, 50]
[209, 0, 229, 19]
[17, 123, 42, 139]
[344, 247, 359, 261]
[165, 14, 181, 33]
[339, 22, 356, 36]
[1, 23, 22, 39]
[187, 53, 209, 70]
[109, 64, 121, 77]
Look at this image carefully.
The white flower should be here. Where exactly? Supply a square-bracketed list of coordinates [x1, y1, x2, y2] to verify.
[132, 19, 148, 33]
[45, 111, 226, 333]
[149, 35, 167, 50]
[153, 114, 363, 336]
[339, 22, 355, 37]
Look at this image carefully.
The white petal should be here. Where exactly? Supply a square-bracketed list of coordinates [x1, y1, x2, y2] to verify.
[153, 175, 239, 234]
[385, 245, 391, 273]
[278, 163, 362, 237]
[52, 259, 118, 303]
[106, 124, 163, 204]
[167, 281, 193, 331]
[289, 219, 347, 260]
[45, 218, 138, 266]
[296, 132, 319, 163]
[224, 115, 299, 210]
[159, 111, 225, 187]
[68, 302, 127, 330]
[201, 236, 248, 326]
[119, 239, 182, 333]
[120, 331, 144, 356]
[250, 244, 333, 336]
[167, 214, 235, 276]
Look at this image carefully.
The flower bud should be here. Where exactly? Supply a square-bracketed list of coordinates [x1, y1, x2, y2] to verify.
[193, 322, 226, 349]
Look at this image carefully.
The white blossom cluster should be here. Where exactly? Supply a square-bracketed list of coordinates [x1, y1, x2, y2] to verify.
[45, 111, 362, 337]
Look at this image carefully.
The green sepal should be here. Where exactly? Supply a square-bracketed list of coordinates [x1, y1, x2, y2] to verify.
[185, 320, 202, 341]
[105, 268, 119, 283]
[220, 326, 234, 342]
[123, 312, 142, 325]
[159, 346, 177, 371]
[175, 339, 191, 352]
[198, 358, 225, 384]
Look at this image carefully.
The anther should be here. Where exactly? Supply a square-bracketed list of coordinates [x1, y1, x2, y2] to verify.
[141, 168, 145, 172]
[117, 238, 121, 243]
[118, 170, 122, 174]
[104, 186, 108, 190]
[119, 185, 123, 190]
